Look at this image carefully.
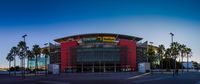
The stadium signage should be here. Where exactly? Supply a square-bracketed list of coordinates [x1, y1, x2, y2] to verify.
[82, 36, 116, 43]
[102, 36, 116, 42]
[82, 37, 97, 42]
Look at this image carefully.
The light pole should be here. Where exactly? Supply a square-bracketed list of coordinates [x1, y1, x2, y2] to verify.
[22, 34, 27, 43]
[44, 43, 48, 77]
[22, 34, 27, 78]
[170, 33, 175, 77]
[149, 41, 153, 74]
[170, 33, 174, 44]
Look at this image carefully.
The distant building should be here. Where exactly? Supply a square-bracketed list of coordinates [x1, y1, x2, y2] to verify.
[183, 62, 193, 69]
[29, 56, 49, 70]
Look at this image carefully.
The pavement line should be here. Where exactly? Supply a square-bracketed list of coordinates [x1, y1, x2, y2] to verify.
[39, 81, 70, 84]
[133, 77, 170, 83]
[127, 73, 150, 79]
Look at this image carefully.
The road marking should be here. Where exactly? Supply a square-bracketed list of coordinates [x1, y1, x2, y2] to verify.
[132, 77, 170, 83]
[127, 73, 150, 79]
[39, 81, 70, 84]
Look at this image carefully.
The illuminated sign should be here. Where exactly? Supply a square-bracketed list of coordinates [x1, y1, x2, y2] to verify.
[102, 37, 116, 42]
[82, 37, 99, 43]
[82, 36, 116, 43]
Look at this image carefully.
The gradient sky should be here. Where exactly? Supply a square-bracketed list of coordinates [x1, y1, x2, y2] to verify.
[0, 0, 200, 68]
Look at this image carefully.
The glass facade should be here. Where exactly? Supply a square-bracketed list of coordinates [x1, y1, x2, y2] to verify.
[29, 56, 50, 69]
[76, 47, 120, 63]
[66, 46, 130, 72]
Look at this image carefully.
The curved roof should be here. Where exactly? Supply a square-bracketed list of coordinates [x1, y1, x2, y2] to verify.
[54, 33, 142, 43]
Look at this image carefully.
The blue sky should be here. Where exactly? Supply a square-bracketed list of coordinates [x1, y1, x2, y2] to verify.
[0, 0, 200, 68]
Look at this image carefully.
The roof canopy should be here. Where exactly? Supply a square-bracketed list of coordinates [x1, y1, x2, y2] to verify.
[54, 33, 142, 43]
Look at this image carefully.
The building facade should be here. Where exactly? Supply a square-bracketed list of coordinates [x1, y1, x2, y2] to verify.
[50, 33, 147, 73]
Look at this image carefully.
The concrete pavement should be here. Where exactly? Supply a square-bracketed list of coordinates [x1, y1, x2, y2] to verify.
[0, 72, 200, 84]
[129, 72, 200, 84]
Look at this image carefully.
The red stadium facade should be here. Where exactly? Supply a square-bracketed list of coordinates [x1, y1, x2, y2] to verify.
[52, 33, 143, 73]
[60, 41, 79, 73]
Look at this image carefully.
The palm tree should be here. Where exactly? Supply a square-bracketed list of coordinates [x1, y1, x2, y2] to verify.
[17, 41, 27, 78]
[10, 47, 19, 76]
[170, 42, 180, 70]
[158, 45, 165, 71]
[185, 48, 192, 72]
[6, 52, 14, 75]
[26, 50, 34, 71]
[164, 48, 172, 71]
[42, 46, 50, 77]
[32, 45, 41, 76]
[147, 45, 156, 69]
[179, 44, 186, 73]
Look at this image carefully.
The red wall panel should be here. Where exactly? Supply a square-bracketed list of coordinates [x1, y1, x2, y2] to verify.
[119, 39, 136, 71]
[61, 41, 78, 72]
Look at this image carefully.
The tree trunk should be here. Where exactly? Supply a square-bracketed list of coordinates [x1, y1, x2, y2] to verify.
[160, 55, 163, 73]
[21, 59, 23, 78]
[27, 57, 29, 70]
[187, 54, 189, 72]
[9, 61, 11, 76]
[21, 58, 25, 79]
[14, 56, 16, 76]
[169, 58, 171, 72]
[45, 56, 47, 77]
[161, 59, 163, 71]
[159, 55, 161, 72]
[35, 56, 37, 76]
[175, 58, 177, 76]
[23, 58, 25, 78]
[181, 54, 183, 74]
[166, 59, 168, 71]
[27, 57, 29, 76]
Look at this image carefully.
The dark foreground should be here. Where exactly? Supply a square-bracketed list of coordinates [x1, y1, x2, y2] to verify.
[0, 72, 200, 84]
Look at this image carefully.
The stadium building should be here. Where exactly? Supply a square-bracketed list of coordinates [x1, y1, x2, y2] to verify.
[49, 33, 148, 73]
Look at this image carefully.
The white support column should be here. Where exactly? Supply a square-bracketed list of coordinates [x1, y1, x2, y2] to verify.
[104, 63, 106, 72]
[114, 63, 117, 72]
[92, 63, 94, 72]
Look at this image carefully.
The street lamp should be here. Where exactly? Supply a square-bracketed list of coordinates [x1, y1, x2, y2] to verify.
[22, 34, 27, 42]
[170, 33, 176, 77]
[170, 33, 174, 43]
[22, 34, 27, 79]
